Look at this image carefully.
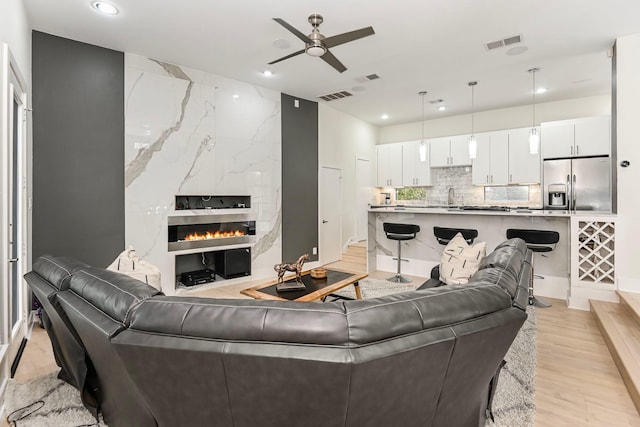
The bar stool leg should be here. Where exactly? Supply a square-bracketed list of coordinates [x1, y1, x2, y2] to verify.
[529, 262, 551, 308]
[387, 240, 411, 283]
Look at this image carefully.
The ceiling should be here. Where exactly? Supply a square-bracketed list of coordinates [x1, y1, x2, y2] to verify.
[23, 0, 640, 126]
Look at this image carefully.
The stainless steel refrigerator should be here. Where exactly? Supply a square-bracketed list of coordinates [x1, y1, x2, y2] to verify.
[543, 156, 611, 212]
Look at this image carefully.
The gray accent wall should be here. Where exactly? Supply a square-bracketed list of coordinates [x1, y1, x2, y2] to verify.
[32, 32, 124, 266]
[281, 94, 319, 262]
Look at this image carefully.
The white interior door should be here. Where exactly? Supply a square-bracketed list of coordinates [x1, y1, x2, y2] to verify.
[356, 158, 370, 242]
[1, 44, 29, 387]
[320, 167, 342, 265]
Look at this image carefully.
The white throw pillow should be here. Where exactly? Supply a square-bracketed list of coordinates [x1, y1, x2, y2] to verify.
[107, 246, 162, 290]
[439, 233, 487, 285]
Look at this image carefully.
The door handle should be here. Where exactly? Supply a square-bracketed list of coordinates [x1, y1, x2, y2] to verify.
[9, 258, 19, 263]
[566, 174, 571, 210]
[572, 174, 577, 213]
[322, 220, 328, 224]
[576, 145, 580, 156]
[571, 146, 574, 156]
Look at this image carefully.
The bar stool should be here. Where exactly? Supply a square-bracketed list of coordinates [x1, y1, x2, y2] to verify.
[506, 229, 560, 308]
[433, 227, 478, 245]
[383, 222, 420, 283]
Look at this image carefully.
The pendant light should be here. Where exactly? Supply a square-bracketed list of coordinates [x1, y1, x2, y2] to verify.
[468, 81, 478, 159]
[418, 91, 427, 162]
[528, 68, 540, 154]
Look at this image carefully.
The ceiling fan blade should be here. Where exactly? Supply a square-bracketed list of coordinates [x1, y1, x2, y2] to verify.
[323, 27, 375, 49]
[273, 18, 313, 43]
[268, 49, 306, 65]
[321, 50, 347, 73]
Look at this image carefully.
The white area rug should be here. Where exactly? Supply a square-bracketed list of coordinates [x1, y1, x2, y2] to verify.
[4, 373, 105, 426]
[4, 280, 535, 427]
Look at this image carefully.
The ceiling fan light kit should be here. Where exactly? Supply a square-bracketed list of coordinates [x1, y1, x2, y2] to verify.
[269, 14, 375, 73]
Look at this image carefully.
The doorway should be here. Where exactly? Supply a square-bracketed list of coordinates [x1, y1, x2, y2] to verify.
[1, 44, 29, 391]
[320, 166, 342, 265]
[355, 158, 371, 242]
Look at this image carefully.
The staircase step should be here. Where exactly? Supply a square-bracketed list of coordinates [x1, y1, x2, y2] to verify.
[619, 291, 640, 327]
[590, 299, 640, 413]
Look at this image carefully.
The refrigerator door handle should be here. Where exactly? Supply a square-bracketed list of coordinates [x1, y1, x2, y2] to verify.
[572, 174, 577, 213]
[566, 174, 572, 210]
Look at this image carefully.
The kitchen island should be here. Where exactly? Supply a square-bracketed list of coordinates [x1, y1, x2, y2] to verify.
[368, 206, 616, 309]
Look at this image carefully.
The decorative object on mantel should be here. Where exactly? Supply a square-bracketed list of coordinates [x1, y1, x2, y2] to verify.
[468, 81, 478, 159]
[274, 254, 309, 291]
[528, 67, 540, 154]
[310, 267, 328, 279]
[107, 246, 162, 290]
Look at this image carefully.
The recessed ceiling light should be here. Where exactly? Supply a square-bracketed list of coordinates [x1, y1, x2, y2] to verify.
[273, 39, 291, 49]
[536, 87, 547, 94]
[438, 105, 446, 111]
[351, 86, 366, 92]
[506, 46, 528, 56]
[92, 1, 119, 15]
[233, 94, 239, 99]
[262, 70, 273, 77]
[381, 114, 389, 120]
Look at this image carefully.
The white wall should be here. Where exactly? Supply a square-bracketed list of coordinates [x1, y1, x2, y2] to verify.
[0, 0, 31, 87]
[379, 95, 610, 144]
[318, 104, 378, 248]
[614, 34, 640, 293]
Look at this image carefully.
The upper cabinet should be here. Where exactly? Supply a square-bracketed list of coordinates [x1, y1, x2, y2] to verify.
[472, 132, 509, 185]
[508, 127, 541, 184]
[376, 143, 403, 187]
[430, 136, 472, 168]
[541, 116, 610, 159]
[472, 128, 540, 186]
[402, 140, 431, 187]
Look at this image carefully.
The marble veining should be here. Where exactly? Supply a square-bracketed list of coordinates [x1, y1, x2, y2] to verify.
[125, 53, 282, 294]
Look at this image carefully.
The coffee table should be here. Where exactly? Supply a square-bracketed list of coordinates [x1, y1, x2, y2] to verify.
[240, 267, 367, 302]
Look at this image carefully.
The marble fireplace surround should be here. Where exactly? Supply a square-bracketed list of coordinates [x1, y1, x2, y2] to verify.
[124, 54, 282, 294]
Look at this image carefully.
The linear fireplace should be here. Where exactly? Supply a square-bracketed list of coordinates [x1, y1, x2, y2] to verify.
[168, 214, 255, 251]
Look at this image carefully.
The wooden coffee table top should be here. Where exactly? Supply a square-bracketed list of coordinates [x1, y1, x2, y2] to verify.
[240, 267, 367, 302]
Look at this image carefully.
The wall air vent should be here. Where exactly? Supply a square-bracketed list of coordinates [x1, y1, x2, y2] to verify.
[317, 90, 353, 102]
[485, 34, 523, 50]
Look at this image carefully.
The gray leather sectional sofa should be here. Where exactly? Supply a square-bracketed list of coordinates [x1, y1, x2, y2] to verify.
[24, 238, 532, 427]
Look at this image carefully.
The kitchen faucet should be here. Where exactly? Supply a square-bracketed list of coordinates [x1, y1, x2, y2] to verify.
[448, 187, 455, 205]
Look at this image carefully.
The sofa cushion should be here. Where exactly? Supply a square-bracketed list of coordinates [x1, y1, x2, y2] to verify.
[32, 255, 90, 291]
[68, 268, 163, 325]
[439, 233, 487, 285]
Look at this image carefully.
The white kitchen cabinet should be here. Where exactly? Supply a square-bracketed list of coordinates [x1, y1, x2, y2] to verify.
[449, 135, 472, 166]
[574, 116, 610, 157]
[376, 143, 403, 187]
[542, 116, 610, 159]
[430, 136, 472, 167]
[471, 132, 508, 185]
[402, 140, 431, 186]
[508, 127, 540, 184]
[429, 138, 450, 167]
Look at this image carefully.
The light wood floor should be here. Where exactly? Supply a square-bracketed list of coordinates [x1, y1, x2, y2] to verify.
[3, 242, 639, 426]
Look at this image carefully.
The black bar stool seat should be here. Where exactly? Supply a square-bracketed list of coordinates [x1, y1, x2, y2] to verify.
[505, 228, 559, 307]
[433, 227, 478, 245]
[383, 223, 420, 283]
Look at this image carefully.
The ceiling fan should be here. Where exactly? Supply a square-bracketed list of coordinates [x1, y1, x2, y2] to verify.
[269, 14, 375, 73]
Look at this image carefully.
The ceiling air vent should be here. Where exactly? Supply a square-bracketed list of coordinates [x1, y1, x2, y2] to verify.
[355, 74, 381, 83]
[485, 34, 523, 50]
[318, 90, 353, 102]
[429, 99, 444, 104]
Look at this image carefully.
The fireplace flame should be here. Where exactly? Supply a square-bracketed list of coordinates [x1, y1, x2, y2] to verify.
[183, 230, 245, 241]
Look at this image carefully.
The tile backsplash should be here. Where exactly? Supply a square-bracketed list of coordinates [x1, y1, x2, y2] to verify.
[377, 166, 541, 207]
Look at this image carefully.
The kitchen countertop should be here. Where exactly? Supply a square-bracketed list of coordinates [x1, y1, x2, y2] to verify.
[368, 205, 616, 217]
